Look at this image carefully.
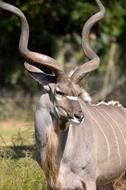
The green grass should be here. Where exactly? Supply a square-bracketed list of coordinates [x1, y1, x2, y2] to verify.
[0, 156, 46, 190]
[0, 145, 47, 190]
[0, 120, 47, 190]
[0, 129, 16, 137]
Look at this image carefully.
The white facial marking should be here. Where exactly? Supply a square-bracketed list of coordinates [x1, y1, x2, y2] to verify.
[71, 117, 81, 124]
[66, 96, 78, 101]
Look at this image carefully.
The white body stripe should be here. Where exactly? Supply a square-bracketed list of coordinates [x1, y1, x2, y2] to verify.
[85, 106, 111, 161]
[99, 107, 122, 165]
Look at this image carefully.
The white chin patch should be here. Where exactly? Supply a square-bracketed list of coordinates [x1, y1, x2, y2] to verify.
[71, 117, 81, 124]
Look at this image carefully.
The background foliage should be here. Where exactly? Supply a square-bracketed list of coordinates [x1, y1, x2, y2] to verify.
[0, 0, 126, 119]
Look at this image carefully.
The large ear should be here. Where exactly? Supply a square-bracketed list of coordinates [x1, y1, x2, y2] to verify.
[24, 62, 56, 86]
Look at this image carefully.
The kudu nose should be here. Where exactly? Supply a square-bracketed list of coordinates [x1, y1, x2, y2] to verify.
[74, 112, 84, 122]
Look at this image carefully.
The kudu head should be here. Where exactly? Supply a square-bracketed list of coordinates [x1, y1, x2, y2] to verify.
[24, 62, 84, 124]
[0, 0, 105, 125]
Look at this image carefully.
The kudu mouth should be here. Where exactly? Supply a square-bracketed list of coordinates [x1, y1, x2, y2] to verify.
[71, 114, 84, 124]
[55, 106, 84, 124]
[68, 112, 84, 124]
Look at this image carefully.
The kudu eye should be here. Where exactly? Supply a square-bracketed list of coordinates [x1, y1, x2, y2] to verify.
[55, 90, 64, 96]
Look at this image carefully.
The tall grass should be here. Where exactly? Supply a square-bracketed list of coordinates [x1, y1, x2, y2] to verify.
[0, 122, 47, 190]
[0, 146, 46, 190]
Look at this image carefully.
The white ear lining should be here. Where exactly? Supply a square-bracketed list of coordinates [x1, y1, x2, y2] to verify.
[24, 62, 42, 73]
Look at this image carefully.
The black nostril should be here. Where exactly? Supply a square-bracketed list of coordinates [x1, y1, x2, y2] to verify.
[74, 112, 84, 121]
[74, 114, 80, 119]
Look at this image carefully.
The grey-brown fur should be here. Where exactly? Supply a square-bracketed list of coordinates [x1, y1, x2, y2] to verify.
[35, 90, 126, 190]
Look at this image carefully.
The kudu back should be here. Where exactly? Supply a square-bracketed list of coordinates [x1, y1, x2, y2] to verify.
[0, 0, 126, 190]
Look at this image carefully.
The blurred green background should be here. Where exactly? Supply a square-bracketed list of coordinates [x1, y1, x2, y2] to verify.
[0, 0, 126, 189]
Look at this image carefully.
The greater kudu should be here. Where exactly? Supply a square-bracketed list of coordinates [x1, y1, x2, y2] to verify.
[0, 0, 126, 190]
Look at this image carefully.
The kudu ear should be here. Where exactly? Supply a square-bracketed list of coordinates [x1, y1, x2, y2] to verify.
[24, 62, 56, 86]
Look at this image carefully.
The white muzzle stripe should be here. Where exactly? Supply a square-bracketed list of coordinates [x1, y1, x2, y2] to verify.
[66, 96, 78, 101]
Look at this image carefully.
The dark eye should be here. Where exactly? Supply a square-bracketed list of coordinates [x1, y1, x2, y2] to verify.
[55, 90, 64, 96]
